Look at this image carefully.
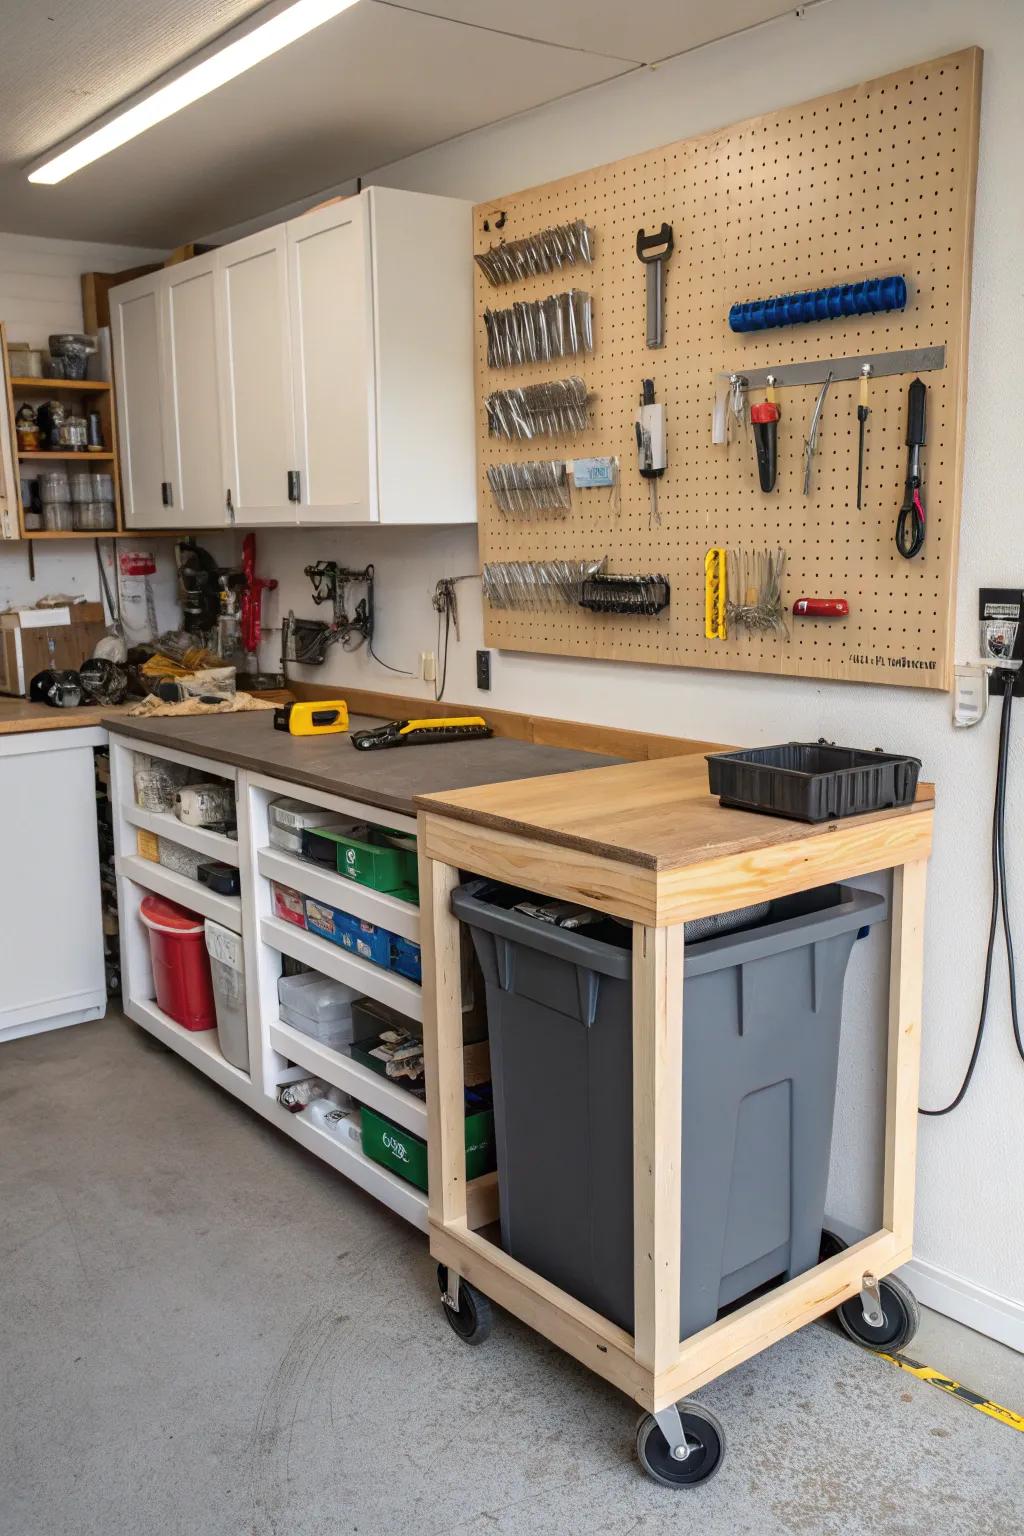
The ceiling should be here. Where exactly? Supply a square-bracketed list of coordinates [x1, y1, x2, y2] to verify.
[0, 0, 796, 248]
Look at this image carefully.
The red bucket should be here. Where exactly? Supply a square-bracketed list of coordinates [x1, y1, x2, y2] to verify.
[140, 894, 216, 1030]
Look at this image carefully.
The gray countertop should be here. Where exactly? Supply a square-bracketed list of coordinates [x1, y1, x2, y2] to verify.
[105, 710, 619, 817]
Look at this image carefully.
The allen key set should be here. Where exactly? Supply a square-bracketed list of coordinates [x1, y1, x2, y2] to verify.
[486, 460, 571, 515]
[486, 377, 590, 440]
[475, 218, 593, 286]
[484, 291, 593, 368]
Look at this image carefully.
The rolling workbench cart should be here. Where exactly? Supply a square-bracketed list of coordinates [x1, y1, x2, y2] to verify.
[416, 754, 933, 1488]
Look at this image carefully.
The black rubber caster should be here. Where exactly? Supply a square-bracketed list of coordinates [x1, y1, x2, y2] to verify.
[437, 1264, 492, 1345]
[835, 1273, 920, 1353]
[819, 1229, 920, 1352]
[635, 1402, 725, 1489]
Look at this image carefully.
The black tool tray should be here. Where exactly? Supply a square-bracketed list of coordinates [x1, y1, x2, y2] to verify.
[706, 740, 922, 822]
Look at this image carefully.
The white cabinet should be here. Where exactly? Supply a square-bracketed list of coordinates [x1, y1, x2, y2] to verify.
[110, 187, 475, 530]
[219, 227, 295, 524]
[288, 198, 375, 523]
[111, 275, 169, 528]
[163, 256, 227, 527]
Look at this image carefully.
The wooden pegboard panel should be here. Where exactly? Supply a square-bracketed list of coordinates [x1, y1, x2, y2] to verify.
[473, 49, 981, 690]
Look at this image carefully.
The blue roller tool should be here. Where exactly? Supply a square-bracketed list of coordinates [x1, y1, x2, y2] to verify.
[729, 275, 906, 333]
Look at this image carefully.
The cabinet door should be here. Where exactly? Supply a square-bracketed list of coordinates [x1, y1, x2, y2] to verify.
[287, 199, 376, 523]
[111, 275, 169, 528]
[219, 227, 296, 524]
[163, 256, 227, 526]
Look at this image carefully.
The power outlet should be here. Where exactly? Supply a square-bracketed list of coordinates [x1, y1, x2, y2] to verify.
[979, 588, 1024, 695]
[421, 651, 437, 684]
[476, 649, 492, 690]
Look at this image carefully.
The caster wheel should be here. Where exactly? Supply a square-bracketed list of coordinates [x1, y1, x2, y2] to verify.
[819, 1226, 847, 1262]
[437, 1264, 492, 1345]
[635, 1402, 725, 1489]
[836, 1273, 920, 1354]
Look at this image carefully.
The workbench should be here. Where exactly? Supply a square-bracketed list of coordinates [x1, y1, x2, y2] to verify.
[416, 754, 933, 1479]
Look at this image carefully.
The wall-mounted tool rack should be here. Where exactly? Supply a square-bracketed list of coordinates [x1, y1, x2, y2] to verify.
[472, 48, 982, 690]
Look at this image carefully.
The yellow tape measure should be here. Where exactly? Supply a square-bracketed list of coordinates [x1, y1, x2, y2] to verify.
[879, 1353, 1024, 1434]
[273, 700, 349, 736]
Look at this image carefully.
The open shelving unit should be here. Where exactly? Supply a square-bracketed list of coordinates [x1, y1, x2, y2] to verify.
[2, 323, 126, 540]
[108, 739, 499, 1236]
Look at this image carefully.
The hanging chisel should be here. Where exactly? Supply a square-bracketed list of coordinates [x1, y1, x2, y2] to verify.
[636, 224, 674, 348]
[856, 363, 871, 509]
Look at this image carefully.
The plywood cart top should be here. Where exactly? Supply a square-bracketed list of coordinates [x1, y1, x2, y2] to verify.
[418, 753, 934, 923]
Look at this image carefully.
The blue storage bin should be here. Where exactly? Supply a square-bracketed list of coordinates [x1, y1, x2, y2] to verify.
[303, 899, 391, 968]
[389, 934, 423, 983]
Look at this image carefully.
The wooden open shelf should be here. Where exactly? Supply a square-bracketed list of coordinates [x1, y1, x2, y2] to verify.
[18, 450, 114, 460]
[9, 377, 111, 393]
[3, 320, 125, 539]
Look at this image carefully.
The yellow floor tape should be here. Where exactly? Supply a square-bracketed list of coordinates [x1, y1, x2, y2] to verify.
[879, 1353, 1024, 1433]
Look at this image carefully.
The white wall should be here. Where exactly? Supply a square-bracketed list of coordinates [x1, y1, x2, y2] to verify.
[255, 0, 1024, 1339]
[0, 231, 188, 632]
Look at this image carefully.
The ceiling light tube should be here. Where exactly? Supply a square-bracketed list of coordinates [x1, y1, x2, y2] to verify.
[28, 0, 361, 185]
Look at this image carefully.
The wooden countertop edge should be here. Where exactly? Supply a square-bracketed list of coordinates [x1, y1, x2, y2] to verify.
[0, 703, 130, 736]
[416, 782, 936, 871]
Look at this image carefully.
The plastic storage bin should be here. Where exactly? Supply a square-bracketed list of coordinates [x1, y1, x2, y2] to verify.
[204, 920, 249, 1071]
[706, 742, 922, 822]
[277, 970, 362, 1049]
[362, 1098, 495, 1192]
[271, 881, 307, 927]
[452, 878, 887, 1339]
[389, 934, 422, 983]
[140, 893, 216, 1030]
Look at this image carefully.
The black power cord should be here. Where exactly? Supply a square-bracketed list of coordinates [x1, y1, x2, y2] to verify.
[921, 673, 1020, 1114]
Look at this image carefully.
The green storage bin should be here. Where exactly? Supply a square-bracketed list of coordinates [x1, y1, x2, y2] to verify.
[337, 828, 417, 893]
[361, 1103, 495, 1192]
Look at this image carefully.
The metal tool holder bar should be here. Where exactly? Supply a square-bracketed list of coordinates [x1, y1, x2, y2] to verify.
[717, 346, 945, 392]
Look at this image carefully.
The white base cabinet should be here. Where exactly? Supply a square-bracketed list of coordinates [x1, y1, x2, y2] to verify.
[110, 187, 475, 530]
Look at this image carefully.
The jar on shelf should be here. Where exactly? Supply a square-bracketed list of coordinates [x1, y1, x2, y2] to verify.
[38, 470, 71, 503]
[73, 500, 115, 531]
[55, 416, 88, 451]
[69, 472, 93, 503]
[15, 403, 40, 452]
[42, 503, 74, 532]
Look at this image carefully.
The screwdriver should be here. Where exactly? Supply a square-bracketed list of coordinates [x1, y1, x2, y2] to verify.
[856, 363, 871, 510]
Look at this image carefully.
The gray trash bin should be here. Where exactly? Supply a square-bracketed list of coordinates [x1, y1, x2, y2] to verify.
[451, 879, 887, 1340]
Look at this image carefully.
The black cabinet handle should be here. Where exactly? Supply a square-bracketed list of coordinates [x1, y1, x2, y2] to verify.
[161, 481, 173, 507]
[287, 469, 301, 503]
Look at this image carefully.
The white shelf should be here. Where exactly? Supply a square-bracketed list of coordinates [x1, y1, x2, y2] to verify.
[257, 846, 419, 943]
[260, 916, 423, 1022]
[118, 854, 242, 931]
[269, 1019, 427, 1135]
[126, 994, 253, 1095]
[264, 1098, 428, 1232]
[125, 803, 240, 866]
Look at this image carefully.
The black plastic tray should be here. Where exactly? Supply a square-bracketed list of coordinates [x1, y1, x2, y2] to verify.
[705, 741, 922, 822]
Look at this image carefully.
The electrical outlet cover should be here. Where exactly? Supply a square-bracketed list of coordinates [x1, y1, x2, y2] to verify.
[476, 649, 491, 690]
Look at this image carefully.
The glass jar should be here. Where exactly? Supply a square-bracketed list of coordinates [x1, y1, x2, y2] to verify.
[69, 472, 93, 503]
[42, 502, 74, 532]
[15, 404, 40, 452]
[55, 416, 88, 451]
[38, 470, 71, 503]
[73, 500, 115, 531]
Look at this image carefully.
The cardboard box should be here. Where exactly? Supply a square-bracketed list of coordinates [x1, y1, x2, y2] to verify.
[0, 604, 107, 696]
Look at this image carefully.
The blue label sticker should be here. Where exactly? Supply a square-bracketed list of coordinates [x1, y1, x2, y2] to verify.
[572, 457, 616, 488]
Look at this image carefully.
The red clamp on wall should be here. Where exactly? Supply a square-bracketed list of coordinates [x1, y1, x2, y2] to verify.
[793, 598, 849, 618]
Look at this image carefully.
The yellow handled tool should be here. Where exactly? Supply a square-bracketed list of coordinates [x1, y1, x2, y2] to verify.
[351, 716, 492, 751]
[273, 699, 350, 736]
[705, 548, 727, 640]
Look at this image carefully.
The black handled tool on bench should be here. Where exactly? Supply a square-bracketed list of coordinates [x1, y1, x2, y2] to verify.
[636, 224, 674, 348]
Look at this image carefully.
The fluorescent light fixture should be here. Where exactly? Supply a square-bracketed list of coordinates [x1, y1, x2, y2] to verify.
[29, 0, 361, 185]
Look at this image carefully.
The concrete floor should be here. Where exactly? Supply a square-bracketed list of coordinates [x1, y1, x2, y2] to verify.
[1, 1016, 1021, 1536]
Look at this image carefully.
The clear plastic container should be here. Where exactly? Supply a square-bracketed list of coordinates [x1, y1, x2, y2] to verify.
[69, 473, 93, 503]
[42, 503, 74, 532]
[277, 971, 362, 1049]
[133, 752, 194, 813]
[158, 837, 204, 880]
[92, 472, 114, 500]
[73, 500, 115, 531]
[205, 920, 249, 1072]
[38, 470, 71, 503]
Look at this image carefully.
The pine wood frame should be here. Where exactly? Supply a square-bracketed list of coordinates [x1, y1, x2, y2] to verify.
[418, 808, 931, 1413]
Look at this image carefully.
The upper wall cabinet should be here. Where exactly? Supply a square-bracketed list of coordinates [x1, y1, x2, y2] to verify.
[110, 188, 475, 530]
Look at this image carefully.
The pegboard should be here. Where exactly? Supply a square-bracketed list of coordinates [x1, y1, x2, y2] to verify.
[473, 48, 981, 691]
